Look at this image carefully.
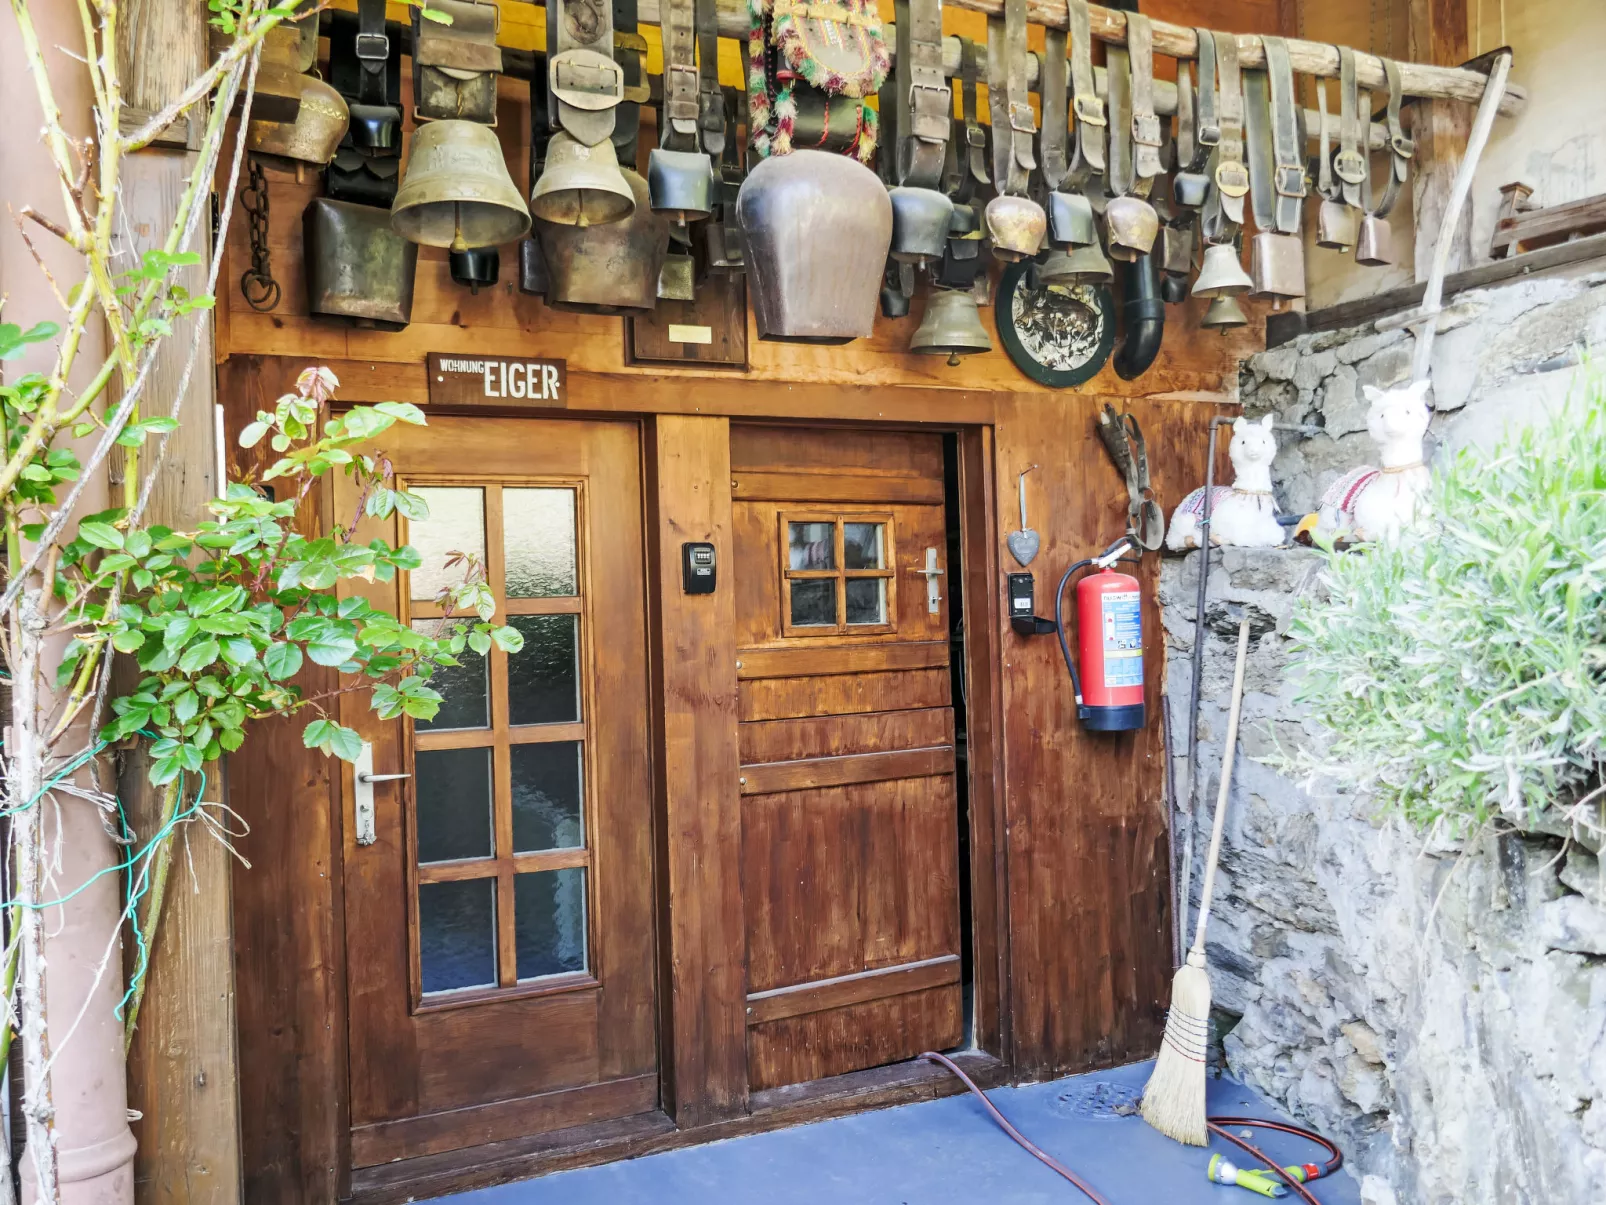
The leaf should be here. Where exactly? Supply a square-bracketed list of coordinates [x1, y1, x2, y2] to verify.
[305, 632, 358, 667]
[328, 724, 364, 762]
[263, 642, 303, 680]
[468, 630, 491, 656]
[78, 521, 124, 549]
[178, 638, 221, 674]
[112, 628, 147, 654]
[490, 625, 524, 654]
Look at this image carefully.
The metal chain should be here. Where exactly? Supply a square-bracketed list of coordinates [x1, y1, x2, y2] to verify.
[239, 157, 280, 312]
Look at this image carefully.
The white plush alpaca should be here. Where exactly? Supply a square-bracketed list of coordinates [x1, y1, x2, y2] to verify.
[1166, 413, 1284, 550]
[1314, 380, 1432, 543]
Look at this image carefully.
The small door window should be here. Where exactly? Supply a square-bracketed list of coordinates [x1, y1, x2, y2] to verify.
[404, 483, 594, 1005]
[779, 513, 896, 637]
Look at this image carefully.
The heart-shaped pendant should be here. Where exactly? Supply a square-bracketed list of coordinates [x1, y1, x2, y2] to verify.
[1007, 528, 1040, 566]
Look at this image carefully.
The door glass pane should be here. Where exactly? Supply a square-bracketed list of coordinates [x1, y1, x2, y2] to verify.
[789, 579, 836, 627]
[507, 614, 580, 726]
[419, 878, 497, 993]
[787, 522, 835, 570]
[504, 488, 578, 598]
[511, 742, 584, 852]
[845, 578, 887, 625]
[408, 487, 486, 604]
[843, 523, 885, 570]
[412, 620, 488, 731]
[415, 747, 494, 863]
[515, 868, 588, 980]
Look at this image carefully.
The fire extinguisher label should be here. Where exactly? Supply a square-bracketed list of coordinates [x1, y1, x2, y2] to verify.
[1101, 591, 1144, 689]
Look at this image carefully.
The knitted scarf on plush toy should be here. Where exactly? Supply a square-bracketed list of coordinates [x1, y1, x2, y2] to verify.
[746, 0, 886, 163]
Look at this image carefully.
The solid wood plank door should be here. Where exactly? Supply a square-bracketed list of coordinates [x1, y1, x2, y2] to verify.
[731, 425, 963, 1091]
[336, 415, 656, 1167]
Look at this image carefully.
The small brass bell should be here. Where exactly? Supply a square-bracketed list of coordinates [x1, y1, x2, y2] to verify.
[518, 236, 550, 296]
[1048, 191, 1097, 248]
[247, 74, 349, 166]
[530, 131, 636, 229]
[1355, 214, 1395, 267]
[1200, 294, 1249, 331]
[703, 220, 745, 273]
[880, 261, 912, 318]
[648, 148, 717, 224]
[391, 120, 531, 250]
[1317, 200, 1360, 252]
[1105, 195, 1160, 260]
[450, 247, 499, 294]
[911, 288, 992, 364]
[1192, 240, 1255, 299]
[1161, 225, 1194, 279]
[1172, 171, 1210, 209]
[985, 194, 1047, 262]
[1250, 231, 1306, 304]
[538, 168, 668, 315]
[657, 253, 696, 301]
[1039, 238, 1114, 288]
[889, 188, 955, 265]
[1161, 274, 1190, 305]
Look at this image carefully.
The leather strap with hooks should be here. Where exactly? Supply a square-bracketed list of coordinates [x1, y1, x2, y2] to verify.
[895, 0, 949, 187]
[1126, 12, 1163, 181]
[1066, 0, 1104, 183]
[1210, 31, 1247, 227]
[1313, 75, 1338, 201]
[355, 0, 389, 106]
[1104, 44, 1151, 201]
[1181, 27, 1219, 173]
[1041, 25, 1069, 190]
[1335, 46, 1367, 208]
[953, 37, 988, 199]
[695, 0, 724, 154]
[988, 0, 1035, 196]
[1265, 36, 1306, 234]
[1366, 57, 1414, 220]
[661, 0, 699, 148]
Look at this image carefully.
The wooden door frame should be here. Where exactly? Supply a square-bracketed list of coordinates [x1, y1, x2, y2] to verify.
[224, 362, 1013, 1201]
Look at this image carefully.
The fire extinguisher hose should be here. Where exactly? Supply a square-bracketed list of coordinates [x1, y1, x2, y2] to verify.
[919, 1053, 1342, 1205]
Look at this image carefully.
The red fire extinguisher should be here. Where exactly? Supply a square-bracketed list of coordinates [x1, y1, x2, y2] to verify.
[1054, 537, 1146, 731]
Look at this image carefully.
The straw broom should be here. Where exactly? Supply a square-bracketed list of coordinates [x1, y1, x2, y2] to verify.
[1142, 615, 1252, 1145]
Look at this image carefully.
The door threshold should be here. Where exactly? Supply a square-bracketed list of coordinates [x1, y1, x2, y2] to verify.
[345, 1051, 1006, 1203]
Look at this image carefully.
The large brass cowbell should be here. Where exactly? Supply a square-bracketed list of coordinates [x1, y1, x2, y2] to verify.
[391, 119, 530, 250]
[1356, 215, 1395, 266]
[911, 289, 992, 363]
[532, 0, 636, 227]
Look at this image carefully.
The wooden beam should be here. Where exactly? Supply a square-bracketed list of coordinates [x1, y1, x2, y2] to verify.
[1410, 0, 1474, 281]
[738, 746, 955, 795]
[647, 415, 748, 1128]
[627, 0, 1524, 115]
[117, 1, 242, 1201]
[745, 956, 962, 1025]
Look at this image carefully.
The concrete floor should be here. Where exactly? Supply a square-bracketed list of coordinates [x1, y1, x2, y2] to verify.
[440, 1061, 1363, 1204]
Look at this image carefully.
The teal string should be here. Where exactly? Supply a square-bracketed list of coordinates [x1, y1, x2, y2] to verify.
[0, 735, 211, 1019]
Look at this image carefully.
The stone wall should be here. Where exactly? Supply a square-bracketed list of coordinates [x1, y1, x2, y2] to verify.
[1159, 271, 1606, 1204]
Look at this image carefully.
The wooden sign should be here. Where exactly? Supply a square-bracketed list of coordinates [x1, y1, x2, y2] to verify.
[627, 273, 748, 368]
[426, 353, 568, 408]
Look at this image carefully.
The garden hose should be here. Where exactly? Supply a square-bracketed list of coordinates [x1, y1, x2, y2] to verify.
[919, 1053, 1343, 1205]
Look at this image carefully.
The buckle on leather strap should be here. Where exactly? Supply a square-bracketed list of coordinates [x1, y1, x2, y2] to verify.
[1391, 133, 1416, 160]
[355, 32, 389, 63]
[965, 124, 987, 150]
[1009, 101, 1036, 136]
[1333, 149, 1367, 185]
[1197, 122, 1221, 148]
[1214, 160, 1250, 198]
[909, 82, 951, 141]
[1131, 112, 1162, 148]
[1275, 163, 1307, 199]
[1073, 94, 1105, 127]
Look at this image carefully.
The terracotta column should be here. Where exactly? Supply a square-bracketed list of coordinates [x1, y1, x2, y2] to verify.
[0, 0, 136, 1201]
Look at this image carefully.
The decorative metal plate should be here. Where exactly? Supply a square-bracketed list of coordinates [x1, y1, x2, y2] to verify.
[995, 259, 1115, 389]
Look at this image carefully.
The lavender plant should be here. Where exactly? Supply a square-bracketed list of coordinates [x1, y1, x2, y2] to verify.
[1284, 375, 1606, 838]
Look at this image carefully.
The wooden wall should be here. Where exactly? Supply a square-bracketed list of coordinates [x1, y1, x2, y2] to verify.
[221, 1, 1288, 1196]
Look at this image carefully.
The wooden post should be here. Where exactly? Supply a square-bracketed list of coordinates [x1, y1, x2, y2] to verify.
[117, 0, 243, 1201]
[646, 415, 748, 1126]
[1410, 0, 1474, 280]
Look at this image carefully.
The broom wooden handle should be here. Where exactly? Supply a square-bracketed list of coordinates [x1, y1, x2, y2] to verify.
[1190, 616, 1251, 956]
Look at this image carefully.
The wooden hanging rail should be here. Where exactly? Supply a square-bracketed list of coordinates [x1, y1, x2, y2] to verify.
[630, 0, 1524, 117]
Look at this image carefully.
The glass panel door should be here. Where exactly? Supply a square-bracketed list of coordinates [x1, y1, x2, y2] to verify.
[404, 483, 592, 1002]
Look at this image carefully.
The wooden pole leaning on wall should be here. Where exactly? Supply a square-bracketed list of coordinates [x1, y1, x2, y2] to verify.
[634, 0, 1523, 115]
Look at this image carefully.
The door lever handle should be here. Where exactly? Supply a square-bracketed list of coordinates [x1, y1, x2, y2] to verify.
[353, 741, 409, 847]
